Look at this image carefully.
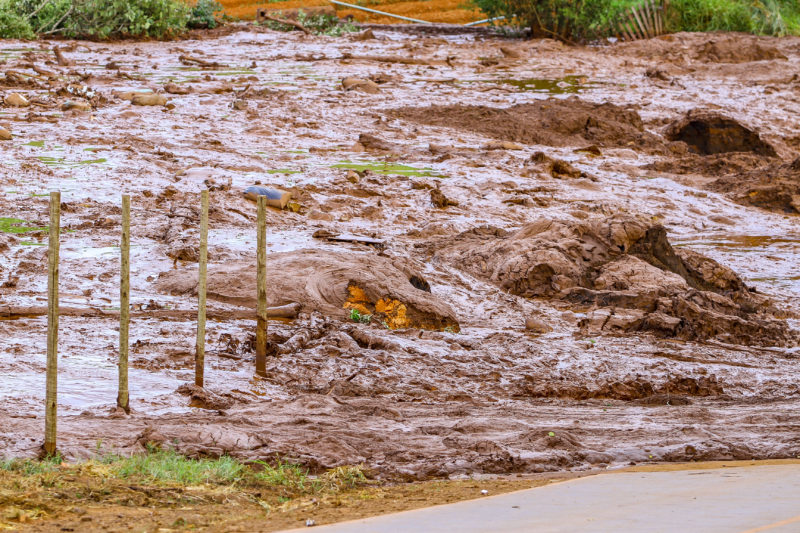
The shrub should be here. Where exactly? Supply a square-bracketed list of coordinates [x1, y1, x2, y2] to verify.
[0, 0, 35, 39]
[4, 0, 191, 39]
[471, 0, 800, 40]
[189, 0, 222, 29]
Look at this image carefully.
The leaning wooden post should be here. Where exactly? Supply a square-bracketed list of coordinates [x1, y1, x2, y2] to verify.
[117, 194, 130, 413]
[255, 195, 268, 377]
[44, 191, 60, 456]
[195, 190, 209, 388]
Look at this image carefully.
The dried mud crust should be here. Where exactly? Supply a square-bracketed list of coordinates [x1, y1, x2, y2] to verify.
[707, 156, 800, 214]
[389, 97, 665, 152]
[156, 249, 459, 331]
[434, 215, 795, 346]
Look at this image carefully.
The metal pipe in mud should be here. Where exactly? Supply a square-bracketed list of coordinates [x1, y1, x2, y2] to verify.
[464, 16, 506, 26]
[329, 0, 432, 24]
[44, 191, 60, 456]
[118, 195, 130, 413]
[195, 190, 208, 388]
[256, 196, 268, 377]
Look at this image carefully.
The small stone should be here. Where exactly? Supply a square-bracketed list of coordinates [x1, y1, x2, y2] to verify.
[306, 519, 316, 527]
[62, 101, 91, 112]
[131, 93, 167, 106]
[431, 188, 458, 208]
[341, 77, 379, 94]
[164, 82, 191, 95]
[346, 170, 360, 183]
[307, 210, 334, 221]
[4, 92, 29, 107]
[0, 127, 11, 140]
[525, 317, 552, 334]
[232, 99, 248, 110]
[484, 140, 523, 150]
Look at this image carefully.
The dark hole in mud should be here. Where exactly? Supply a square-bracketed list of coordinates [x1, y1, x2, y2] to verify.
[666, 113, 776, 156]
[409, 275, 431, 292]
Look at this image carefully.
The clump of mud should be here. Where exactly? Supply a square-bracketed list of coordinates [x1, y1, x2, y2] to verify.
[645, 111, 777, 177]
[612, 32, 786, 64]
[696, 36, 787, 63]
[434, 215, 794, 346]
[157, 249, 459, 331]
[390, 97, 664, 152]
[664, 111, 776, 156]
[708, 156, 800, 214]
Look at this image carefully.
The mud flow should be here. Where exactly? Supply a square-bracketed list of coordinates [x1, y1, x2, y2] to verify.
[2, 29, 800, 478]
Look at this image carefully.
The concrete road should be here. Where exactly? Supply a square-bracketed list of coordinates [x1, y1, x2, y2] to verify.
[298, 465, 800, 533]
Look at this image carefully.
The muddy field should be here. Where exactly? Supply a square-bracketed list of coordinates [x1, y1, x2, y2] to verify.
[2, 27, 800, 481]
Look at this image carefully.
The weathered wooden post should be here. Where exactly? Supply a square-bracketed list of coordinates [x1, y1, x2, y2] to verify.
[255, 195, 268, 377]
[195, 190, 208, 388]
[44, 191, 60, 456]
[118, 194, 130, 413]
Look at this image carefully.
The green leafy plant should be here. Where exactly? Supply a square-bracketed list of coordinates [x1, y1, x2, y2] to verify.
[350, 308, 372, 324]
[261, 9, 359, 36]
[471, 0, 800, 40]
[4, 0, 192, 39]
[189, 0, 222, 29]
[0, 0, 35, 39]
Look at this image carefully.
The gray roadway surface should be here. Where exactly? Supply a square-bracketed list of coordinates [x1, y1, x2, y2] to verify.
[295, 465, 800, 533]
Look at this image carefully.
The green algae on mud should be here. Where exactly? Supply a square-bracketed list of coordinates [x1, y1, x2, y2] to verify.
[479, 75, 601, 94]
[331, 161, 445, 178]
[0, 217, 47, 234]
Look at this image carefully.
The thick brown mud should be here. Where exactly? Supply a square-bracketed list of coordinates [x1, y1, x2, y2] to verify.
[1, 29, 800, 479]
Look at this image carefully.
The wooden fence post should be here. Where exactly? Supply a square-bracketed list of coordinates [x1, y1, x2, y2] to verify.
[44, 191, 60, 456]
[195, 190, 208, 388]
[255, 196, 267, 377]
[118, 194, 130, 413]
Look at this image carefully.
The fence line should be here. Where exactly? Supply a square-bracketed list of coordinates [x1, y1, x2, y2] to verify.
[44, 191, 60, 456]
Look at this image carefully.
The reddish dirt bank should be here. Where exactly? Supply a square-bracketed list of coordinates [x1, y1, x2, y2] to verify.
[1, 28, 800, 478]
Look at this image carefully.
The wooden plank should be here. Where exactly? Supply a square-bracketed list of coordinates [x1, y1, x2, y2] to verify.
[44, 191, 60, 456]
[118, 194, 130, 413]
[642, 0, 655, 38]
[195, 190, 208, 388]
[256, 196, 268, 377]
[632, 5, 650, 39]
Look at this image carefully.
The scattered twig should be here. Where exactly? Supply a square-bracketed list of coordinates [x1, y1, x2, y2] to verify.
[260, 14, 312, 35]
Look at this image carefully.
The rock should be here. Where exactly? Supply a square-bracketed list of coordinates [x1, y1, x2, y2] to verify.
[525, 317, 551, 334]
[527, 152, 582, 179]
[352, 29, 376, 41]
[499, 46, 521, 58]
[431, 188, 458, 208]
[358, 133, 398, 152]
[346, 170, 359, 183]
[0, 127, 11, 140]
[4, 93, 29, 107]
[164, 82, 192, 95]
[484, 140, 523, 150]
[342, 77, 380, 94]
[131, 93, 167, 106]
[232, 99, 248, 110]
[308, 210, 334, 221]
[62, 101, 91, 112]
